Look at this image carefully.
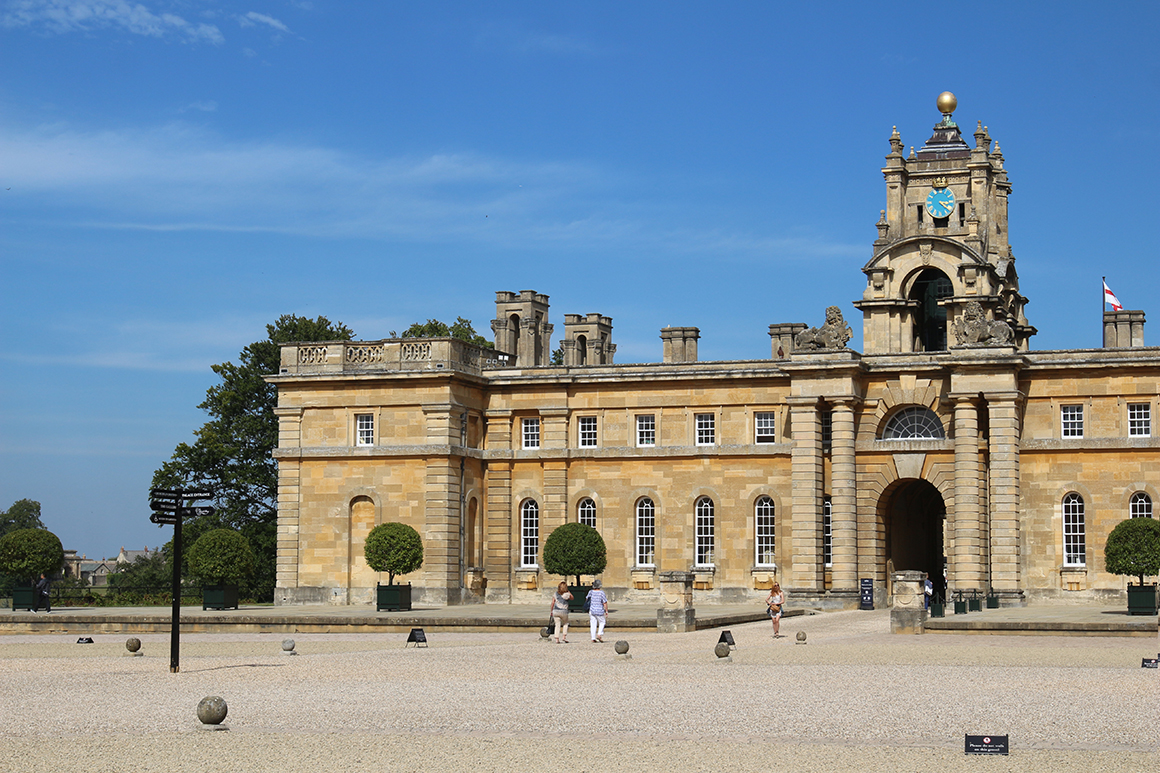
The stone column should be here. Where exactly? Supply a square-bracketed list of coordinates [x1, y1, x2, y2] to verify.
[787, 396, 823, 593]
[422, 404, 460, 605]
[951, 393, 982, 593]
[656, 571, 695, 632]
[829, 398, 858, 592]
[483, 410, 513, 602]
[986, 391, 1023, 604]
[273, 406, 302, 604]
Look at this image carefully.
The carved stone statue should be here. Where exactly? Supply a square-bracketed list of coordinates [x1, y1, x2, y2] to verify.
[795, 306, 853, 351]
[953, 301, 1013, 346]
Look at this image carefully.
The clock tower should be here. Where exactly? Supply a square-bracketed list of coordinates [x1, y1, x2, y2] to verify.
[855, 92, 1035, 353]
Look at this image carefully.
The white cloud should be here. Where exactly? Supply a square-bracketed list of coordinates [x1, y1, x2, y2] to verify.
[239, 10, 288, 33]
[475, 22, 599, 57]
[179, 100, 217, 113]
[2, 0, 224, 43]
[0, 120, 856, 263]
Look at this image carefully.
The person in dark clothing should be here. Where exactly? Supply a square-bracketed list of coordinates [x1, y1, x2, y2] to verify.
[33, 573, 51, 613]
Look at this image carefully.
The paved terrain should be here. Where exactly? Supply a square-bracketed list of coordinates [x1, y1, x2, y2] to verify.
[0, 609, 1156, 772]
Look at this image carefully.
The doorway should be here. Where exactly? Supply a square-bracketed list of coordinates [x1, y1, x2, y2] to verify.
[881, 479, 946, 601]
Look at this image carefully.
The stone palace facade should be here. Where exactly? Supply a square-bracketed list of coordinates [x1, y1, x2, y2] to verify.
[269, 94, 1157, 608]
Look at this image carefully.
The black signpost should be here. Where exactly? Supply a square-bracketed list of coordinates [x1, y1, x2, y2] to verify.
[148, 487, 214, 673]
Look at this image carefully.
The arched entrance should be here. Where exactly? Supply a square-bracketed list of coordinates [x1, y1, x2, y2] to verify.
[881, 479, 946, 601]
[909, 268, 952, 351]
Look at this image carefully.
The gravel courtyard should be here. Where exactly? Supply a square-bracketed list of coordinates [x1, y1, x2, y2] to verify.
[1, 608, 1156, 772]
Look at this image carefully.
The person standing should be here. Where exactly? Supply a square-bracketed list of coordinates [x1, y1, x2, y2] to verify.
[549, 581, 572, 643]
[586, 579, 609, 642]
[766, 582, 784, 638]
[33, 573, 51, 613]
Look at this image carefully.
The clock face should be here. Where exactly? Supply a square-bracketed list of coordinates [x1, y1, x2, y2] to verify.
[926, 187, 956, 219]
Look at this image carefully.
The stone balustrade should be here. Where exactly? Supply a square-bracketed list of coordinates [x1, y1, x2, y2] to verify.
[278, 339, 513, 376]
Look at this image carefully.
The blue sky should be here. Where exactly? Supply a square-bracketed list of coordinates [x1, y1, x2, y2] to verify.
[2, 1, 1159, 559]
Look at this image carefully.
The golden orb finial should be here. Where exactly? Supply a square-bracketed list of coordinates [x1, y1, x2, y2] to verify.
[937, 91, 957, 116]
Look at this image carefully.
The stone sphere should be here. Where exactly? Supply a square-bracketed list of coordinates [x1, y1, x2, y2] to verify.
[197, 696, 228, 725]
[125, 637, 141, 653]
[796, 631, 807, 643]
[614, 640, 629, 655]
[281, 639, 296, 652]
[936, 91, 957, 115]
[540, 626, 551, 639]
[714, 642, 731, 658]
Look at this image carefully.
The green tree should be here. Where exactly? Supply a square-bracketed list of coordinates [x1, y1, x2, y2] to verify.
[152, 315, 354, 602]
[1104, 517, 1160, 586]
[107, 551, 173, 592]
[363, 523, 424, 585]
[186, 529, 256, 585]
[0, 528, 64, 582]
[542, 523, 607, 586]
[0, 499, 46, 539]
[392, 317, 494, 348]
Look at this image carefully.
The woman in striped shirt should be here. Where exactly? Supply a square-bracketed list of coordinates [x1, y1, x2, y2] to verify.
[586, 579, 609, 642]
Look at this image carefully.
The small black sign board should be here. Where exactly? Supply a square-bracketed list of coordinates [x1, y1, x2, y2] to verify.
[1142, 658, 1158, 669]
[180, 506, 215, 517]
[150, 512, 179, 525]
[717, 630, 736, 649]
[859, 578, 874, 610]
[150, 488, 182, 498]
[150, 499, 180, 511]
[76, 637, 94, 644]
[405, 628, 428, 648]
[965, 735, 1009, 755]
[182, 489, 214, 500]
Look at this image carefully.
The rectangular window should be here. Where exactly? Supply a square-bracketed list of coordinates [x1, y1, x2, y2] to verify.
[355, 413, 374, 447]
[1061, 405, 1084, 438]
[522, 417, 540, 449]
[1128, 403, 1151, 437]
[820, 409, 833, 450]
[636, 414, 656, 447]
[636, 499, 656, 566]
[695, 413, 715, 446]
[755, 412, 776, 444]
[578, 416, 598, 448]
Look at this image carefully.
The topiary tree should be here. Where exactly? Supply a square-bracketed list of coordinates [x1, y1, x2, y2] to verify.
[543, 523, 607, 586]
[186, 529, 256, 585]
[0, 528, 64, 583]
[1104, 517, 1160, 586]
[364, 523, 424, 585]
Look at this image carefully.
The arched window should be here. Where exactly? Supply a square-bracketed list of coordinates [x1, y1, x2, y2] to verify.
[909, 268, 953, 351]
[881, 406, 946, 439]
[1130, 492, 1153, 518]
[823, 496, 833, 567]
[520, 499, 539, 567]
[695, 497, 715, 566]
[636, 498, 655, 567]
[755, 496, 775, 566]
[1062, 493, 1085, 566]
[577, 334, 587, 366]
[578, 497, 596, 527]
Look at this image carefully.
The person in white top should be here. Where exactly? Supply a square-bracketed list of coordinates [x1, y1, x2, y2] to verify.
[586, 579, 609, 642]
[766, 583, 784, 638]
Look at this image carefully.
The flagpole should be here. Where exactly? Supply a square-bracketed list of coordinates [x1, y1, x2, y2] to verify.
[1101, 276, 1105, 346]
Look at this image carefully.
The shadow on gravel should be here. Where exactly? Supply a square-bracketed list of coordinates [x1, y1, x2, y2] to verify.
[182, 663, 288, 673]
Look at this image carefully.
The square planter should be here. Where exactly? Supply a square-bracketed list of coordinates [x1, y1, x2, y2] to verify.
[1126, 584, 1158, 616]
[11, 587, 35, 611]
[376, 583, 412, 611]
[202, 584, 239, 611]
[567, 585, 591, 613]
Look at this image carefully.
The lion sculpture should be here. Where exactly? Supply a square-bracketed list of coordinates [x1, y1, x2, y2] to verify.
[795, 306, 853, 351]
[953, 301, 1013, 346]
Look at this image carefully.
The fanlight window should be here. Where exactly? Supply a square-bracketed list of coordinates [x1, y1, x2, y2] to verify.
[881, 407, 945, 440]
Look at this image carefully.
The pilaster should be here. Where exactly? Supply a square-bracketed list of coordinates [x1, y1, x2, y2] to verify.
[986, 391, 1023, 602]
[951, 393, 982, 592]
[787, 396, 823, 592]
[829, 397, 859, 591]
[274, 407, 302, 594]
